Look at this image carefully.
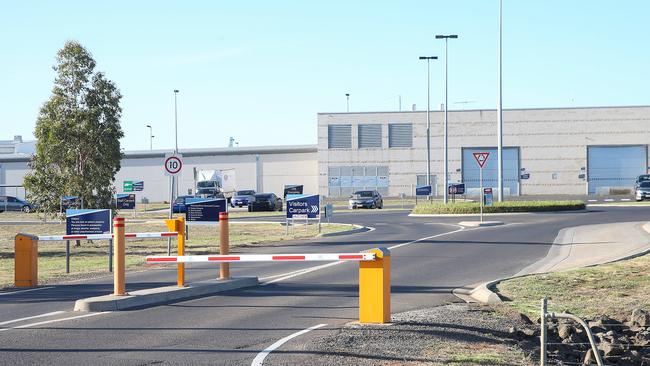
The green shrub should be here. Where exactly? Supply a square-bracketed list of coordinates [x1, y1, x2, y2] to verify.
[412, 200, 585, 214]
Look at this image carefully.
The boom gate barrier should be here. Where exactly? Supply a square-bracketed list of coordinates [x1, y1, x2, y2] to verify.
[14, 217, 185, 289]
[146, 247, 392, 324]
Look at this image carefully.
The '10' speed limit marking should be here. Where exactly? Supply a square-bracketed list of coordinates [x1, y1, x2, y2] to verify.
[164, 155, 183, 176]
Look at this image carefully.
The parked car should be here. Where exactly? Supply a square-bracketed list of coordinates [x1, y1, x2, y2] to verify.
[635, 181, 650, 201]
[172, 195, 194, 213]
[249, 193, 282, 212]
[231, 190, 256, 208]
[0, 196, 35, 213]
[348, 190, 383, 209]
[635, 174, 650, 187]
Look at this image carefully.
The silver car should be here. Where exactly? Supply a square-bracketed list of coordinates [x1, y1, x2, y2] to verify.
[348, 190, 383, 209]
[635, 181, 650, 201]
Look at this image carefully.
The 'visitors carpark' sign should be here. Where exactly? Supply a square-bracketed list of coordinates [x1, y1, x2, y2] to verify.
[185, 198, 227, 222]
[66, 209, 111, 235]
[286, 194, 320, 219]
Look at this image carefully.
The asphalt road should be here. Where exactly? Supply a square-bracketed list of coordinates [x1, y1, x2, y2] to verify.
[1, 206, 649, 365]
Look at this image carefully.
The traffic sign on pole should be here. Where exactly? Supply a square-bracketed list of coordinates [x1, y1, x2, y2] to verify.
[164, 154, 183, 176]
[473, 152, 490, 168]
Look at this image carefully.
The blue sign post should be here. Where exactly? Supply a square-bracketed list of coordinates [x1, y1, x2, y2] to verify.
[116, 194, 136, 210]
[132, 181, 144, 191]
[286, 194, 321, 233]
[66, 209, 111, 235]
[185, 198, 227, 222]
[415, 185, 432, 196]
[61, 196, 82, 212]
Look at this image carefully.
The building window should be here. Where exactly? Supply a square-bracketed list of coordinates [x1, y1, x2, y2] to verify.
[328, 125, 352, 149]
[388, 123, 412, 148]
[358, 124, 382, 148]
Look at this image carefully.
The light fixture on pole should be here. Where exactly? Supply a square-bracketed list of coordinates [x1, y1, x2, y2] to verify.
[419, 56, 438, 194]
[345, 93, 350, 112]
[435, 34, 458, 204]
[146, 124, 153, 150]
[497, 0, 504, 202]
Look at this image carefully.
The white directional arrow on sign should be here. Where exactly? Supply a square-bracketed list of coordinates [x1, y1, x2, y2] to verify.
[311, 205, 319, 213]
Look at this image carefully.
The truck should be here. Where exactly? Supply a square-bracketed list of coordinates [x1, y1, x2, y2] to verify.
[195, 169, 237, 202]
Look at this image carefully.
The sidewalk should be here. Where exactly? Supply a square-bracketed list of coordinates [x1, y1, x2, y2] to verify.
[514, 221, 650, 275]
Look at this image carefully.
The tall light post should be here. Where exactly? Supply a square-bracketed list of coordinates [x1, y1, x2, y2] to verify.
[497, 0, 504, 201]
[146, 124, 153, 150]
[435, 34, 458, 204]
[174, 90, 179, 153]
[345, 93, 350, 112]
[419, 56, 438, 193]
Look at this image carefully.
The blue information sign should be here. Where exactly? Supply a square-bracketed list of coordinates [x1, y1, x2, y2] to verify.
[185, 198, 227, 222]
[61, 196, 82, 211]
[286, 194, 320, 219]
[66, 209, 111, 235]
[483, 188, 494, 207]
[415, 185, 432, 196]
[133, 181, 144, 191]
[448, 183, 466, 195]
[116, 194, 136, 210]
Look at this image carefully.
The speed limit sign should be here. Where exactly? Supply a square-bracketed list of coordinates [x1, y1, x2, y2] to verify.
[164, 154, 183, 176]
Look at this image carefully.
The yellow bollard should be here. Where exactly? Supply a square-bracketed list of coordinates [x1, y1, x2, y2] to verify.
[359, 247, 391, 324]
[15, 234, 38, 287]
[113, 217, 126, 296]
[165, 217, 185, 287]
[219, 212, 230, 280]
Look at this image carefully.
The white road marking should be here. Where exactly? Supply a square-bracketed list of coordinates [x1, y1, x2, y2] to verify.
[604, 199, 614, 202]
[0, 311, 66, 326]
[259, 225, 466, 286]
[587, 200, 598, 202]
[621, 199, 631, 202]
[0, 287, 54, 296]
[0, 312, 109, 333]
[251, 323, 327, 366]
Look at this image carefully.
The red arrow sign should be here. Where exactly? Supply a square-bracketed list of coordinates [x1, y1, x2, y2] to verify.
[473, 152, 490, 168]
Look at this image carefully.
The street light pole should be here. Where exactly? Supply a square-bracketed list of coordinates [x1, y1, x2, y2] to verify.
[419, 56, 438, 194]
[345, 93, 350, 112]
[174, 90, 179, 153]
[497, 0, 504, 201]
[146, 124, 153, 150]
[435, 34, 458, 204]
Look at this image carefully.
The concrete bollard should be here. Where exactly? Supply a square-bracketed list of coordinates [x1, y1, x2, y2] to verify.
[219, 212, 230, 279]
[15, 234, 38, 287]
[113, 217, 126, 296]
[165, 217, 185, 287]
[359, 247, 391, 324]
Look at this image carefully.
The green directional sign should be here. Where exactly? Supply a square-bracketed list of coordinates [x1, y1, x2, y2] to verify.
[123, 181, 133, 192]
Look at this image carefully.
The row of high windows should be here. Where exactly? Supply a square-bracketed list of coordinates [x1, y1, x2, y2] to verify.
[327, 123, 413, 149]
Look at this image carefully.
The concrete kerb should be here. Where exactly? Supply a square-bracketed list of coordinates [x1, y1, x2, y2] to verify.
[455, 221, 650, 305]
[318, 224, 373, 237]
[74, 277, 258, 312]
[409, 209, 588, 218]
[457, 221, 504, 227]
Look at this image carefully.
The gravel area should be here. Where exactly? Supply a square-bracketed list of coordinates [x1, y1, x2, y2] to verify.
[278, 303, 536, 366]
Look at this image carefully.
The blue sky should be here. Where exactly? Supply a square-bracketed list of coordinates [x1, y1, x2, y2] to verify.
[1, 1, 648, 151]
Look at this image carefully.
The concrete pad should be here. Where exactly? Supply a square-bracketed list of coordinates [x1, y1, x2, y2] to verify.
[74, 277, 258, 312]
[457, 221, 504, 227]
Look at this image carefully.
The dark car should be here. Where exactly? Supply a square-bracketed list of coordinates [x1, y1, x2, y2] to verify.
[231, 190, 256, 208]
[635, 181, 650, 202]
[348, 190, 383, 209]
[0, 196, 35, 213]
[172, 195, 195, 213]
[249, 193, 282, 212]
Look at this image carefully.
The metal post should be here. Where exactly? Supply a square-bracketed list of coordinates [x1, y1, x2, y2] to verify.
[113, 217, 126, 296]
[443, 38, 449, 204]
[478, 167, 483, 222]
[497, 0, 504, 202]
[108, 239, 113, 272]
[426, 59, 431, 191]
[65, 240, 70, 274]
[167, 177, 173, 256]
[346, 93, 350, 112]
[540, 298, 547, 366]
[219, 212, 230, 279]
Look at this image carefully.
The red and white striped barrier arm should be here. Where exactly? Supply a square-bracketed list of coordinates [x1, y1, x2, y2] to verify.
[37, 232, 178, 241]
[146, 252, 376, 264]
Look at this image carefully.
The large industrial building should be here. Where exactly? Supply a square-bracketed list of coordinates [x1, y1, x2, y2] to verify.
[1, 105, 649, 202]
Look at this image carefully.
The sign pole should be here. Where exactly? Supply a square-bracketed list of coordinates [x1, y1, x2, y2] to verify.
[479, 167, 483, 222]
[168, 176, 173, 256]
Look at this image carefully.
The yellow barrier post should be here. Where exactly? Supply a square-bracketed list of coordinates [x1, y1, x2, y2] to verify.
[165, 217, 185, 287]
[15, 234, 38, 287]
[219, 212, 230, 279]
[359, 247, 391, 324]
[113, 217, 126, 295]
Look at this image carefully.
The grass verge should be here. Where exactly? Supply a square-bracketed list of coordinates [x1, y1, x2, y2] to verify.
[412, 200, 585, 215]
[495, 252, 650, 319]
[0, 221, 354, 288]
